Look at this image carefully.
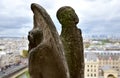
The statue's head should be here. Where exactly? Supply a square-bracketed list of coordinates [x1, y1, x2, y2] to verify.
[57, 6, 79, 26]
[28, 28, 43, 51]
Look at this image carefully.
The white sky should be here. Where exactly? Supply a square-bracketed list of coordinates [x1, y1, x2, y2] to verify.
[0, 0, 120, 37]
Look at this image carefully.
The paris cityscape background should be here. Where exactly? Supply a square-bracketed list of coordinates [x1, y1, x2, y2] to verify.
[0, 0, 120, 78]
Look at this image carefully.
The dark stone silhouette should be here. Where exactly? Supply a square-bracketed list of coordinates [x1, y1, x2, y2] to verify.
[57, 6, 84, 78]
[28, 3, 69, 78]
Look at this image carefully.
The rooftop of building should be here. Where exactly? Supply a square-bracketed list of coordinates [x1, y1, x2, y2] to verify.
[85, 51, 120, 61]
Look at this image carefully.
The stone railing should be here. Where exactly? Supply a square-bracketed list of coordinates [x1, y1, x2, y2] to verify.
[0, 65, 27, 78]
[10, 67, 29, 78]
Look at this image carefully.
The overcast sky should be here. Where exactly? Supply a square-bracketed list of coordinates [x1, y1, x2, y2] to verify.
[0, 0, 120, 37]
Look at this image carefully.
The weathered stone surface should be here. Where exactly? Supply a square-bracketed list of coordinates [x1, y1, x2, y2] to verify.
[57, 6, 84, 78]
[28, 3, 69, 78]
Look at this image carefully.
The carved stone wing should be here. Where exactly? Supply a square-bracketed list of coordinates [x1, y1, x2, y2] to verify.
[28, 3, 69, 78]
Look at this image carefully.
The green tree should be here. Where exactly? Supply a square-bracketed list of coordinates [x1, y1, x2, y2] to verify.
[0, 49, 2, 51]
[22, 50, 28, 58]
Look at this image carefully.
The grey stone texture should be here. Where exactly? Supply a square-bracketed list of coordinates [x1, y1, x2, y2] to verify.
[57, 6, 84, 78]
[28, 3, 69, 78]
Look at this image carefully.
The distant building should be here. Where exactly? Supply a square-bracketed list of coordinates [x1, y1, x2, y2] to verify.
[102, 66, 118, 78]
[84, 51, 120, 78]
[0, 52, 21, 68]
[84, 52, 99, 78]
[0, 37, 28, 71]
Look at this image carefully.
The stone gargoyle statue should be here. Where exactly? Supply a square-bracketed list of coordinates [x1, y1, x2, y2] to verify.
[28, 3, 69, 78]
[28, 3, 84, 78]
[57, 6, 84, 78]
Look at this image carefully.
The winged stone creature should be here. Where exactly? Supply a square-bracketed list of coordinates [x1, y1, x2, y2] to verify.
[28, 3, 84, 78]
[28, 3, 70, 78]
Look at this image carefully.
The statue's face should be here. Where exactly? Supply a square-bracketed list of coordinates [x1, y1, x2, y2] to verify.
[28, 28, 43, 51]
[57, 6, 79, 26]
